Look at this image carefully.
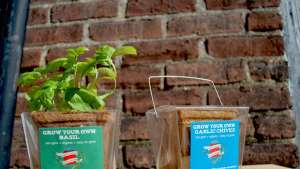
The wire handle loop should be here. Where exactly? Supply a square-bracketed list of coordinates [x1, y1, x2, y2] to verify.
[148, 75, 224, 117]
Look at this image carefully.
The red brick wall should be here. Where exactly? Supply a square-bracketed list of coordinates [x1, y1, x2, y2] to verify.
[11, 0, 299, 168]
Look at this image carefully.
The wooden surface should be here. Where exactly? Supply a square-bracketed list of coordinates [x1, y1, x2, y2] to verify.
[243, 165, 289, 169]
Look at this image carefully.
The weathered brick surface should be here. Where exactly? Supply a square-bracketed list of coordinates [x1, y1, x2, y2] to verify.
[168, 13, 244, 36]
[90, 19, 162, 41]
[31, 0, 72, 4]
[11, 119, 26, 148]
[118, 65, 162, 89]
[21, 49, 42, 70]
[124, 89, 204, 114]
[28, 8, 48, 25]
[205, 0, 247, 10]
[247, 118, 255, 138]
[124, 145, 154, 168]
[207, 36, 284, 58]
[120, 117, 149, 140]
[254, 114, 296, 140]
[9, 148, 30, 167]
[208, 85, 291, 111]
[10, 119, 28, 167]
[249, 60, 288, 82]
[248, 11, 282, 31]
[15, 0, 298, 168]
[51, 1, 118, 22]
[123, 39, 198, 65]
[31, 0, 53, 4]
[248, 0, 281, 8]
[166, 60, 245, 86]
[15, 96, 29, 117]
[126, 0, 196, 16]
[46, 46, 99, 62]
[46, 47, 68, 62]
[25, 25, 83, 46]
[205, 0, 281, 10]
[243, 143, 299, 168]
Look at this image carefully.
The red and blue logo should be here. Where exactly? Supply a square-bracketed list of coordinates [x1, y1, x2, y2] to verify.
[204, 142, 224, 163]
[56, 150, 83, 169]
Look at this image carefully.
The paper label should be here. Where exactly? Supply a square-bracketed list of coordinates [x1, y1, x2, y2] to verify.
[39, 126, 104, 169]
[190, 120, 240, 169]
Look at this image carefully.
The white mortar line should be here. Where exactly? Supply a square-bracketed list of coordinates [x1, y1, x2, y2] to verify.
[161, 15, 168, 39]
[118, 0, 128, 19]
[196, 0, 207, 13]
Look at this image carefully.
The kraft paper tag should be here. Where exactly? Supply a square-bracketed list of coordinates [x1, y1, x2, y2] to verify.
[190, 120, 240, 169]
[39, 126, 104, 169]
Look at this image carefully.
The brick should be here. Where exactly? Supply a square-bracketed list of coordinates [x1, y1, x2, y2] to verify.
[123, 39, 198, 65]
[28, 8, 48, 25]
[46, 46, 98, 63]
[208, 85, 291, 111]
[126, 0, 196, 17]
[124, 89, 204, 114]
[248, 0, 281, 8]
[254, 115, 296, 140]
[168, 13, 243, 36]
[90, 19, 162, 41]
[205, 0, 247, 10]
[31, 0, 70, 4]
[15, 96, 29, 117]
[243, 143, 299, 168]
[205, 0, 280, 10]
[166, 60, 245, 86]
[117, 65, 162, 89]
[25, 25, 83, 46]
[120, 117, 149, 140]
[207, 36, 284, 58]
[124, 145, 154, 168]
[246, 137, 257, 145]
[46, 47, 67, 62]
[10, 148, 30, 167]
[105, 92, 121, 109]
[249, 60, 288, 82]
[248, 11, 282, 31]
[51, 0, 118, 22]
[247, 118, 255, 137]
[11, 119, 25, 148]
[31, 0, 53, 4]
[21, 49, 42, 70]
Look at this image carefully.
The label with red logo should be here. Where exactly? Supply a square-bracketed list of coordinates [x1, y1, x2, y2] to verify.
[39, 126, 104, 169]
[190, 120, 240, 169]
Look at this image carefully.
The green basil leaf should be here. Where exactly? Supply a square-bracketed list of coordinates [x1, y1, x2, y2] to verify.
[113, 46, 137, 57]
[95, 45, 116, 60]
[86, 67, 97, 78]
[65, 88, 79, 101]
[18, 72, 42, 86]
[68, 94, 94, 112]
[75, 47, 89, 56]
[77, 88, 104, 109]
[46, 58, 68, 72]
[66, 47, 88, 68]
[33, 67, 47, 73]
[98, 67, 116, 79]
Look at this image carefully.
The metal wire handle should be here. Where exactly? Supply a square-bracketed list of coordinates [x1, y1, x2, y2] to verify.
[148, 75, 224, 117]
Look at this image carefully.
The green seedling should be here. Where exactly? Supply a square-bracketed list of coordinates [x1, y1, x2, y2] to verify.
[18, 45, 137, 112]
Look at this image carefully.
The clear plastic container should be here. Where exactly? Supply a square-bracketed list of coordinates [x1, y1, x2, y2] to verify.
[21, 110, 120, 169]
[146, 106, 181, 169]
[146, 106, 249, 169]
[146, 76, 249, 169]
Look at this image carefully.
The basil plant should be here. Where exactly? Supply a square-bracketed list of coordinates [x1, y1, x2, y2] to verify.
[18, 45, 137, 112]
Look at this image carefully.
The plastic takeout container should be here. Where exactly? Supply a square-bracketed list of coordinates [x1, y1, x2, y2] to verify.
[146, 76, 249, 169]
[21, 110, 120, 169]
